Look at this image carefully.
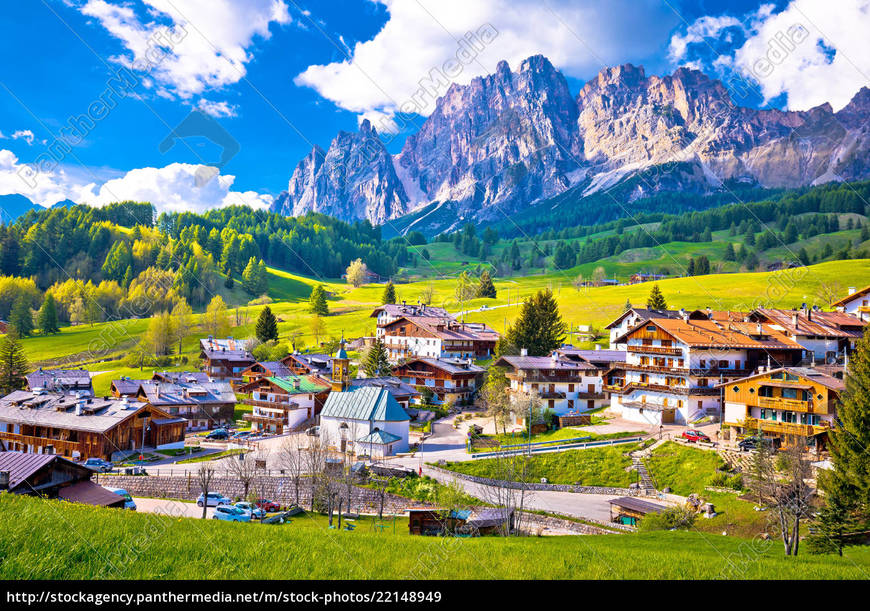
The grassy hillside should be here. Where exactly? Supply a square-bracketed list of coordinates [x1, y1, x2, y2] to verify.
[0, 494, 866, 579]
[23, 259, 870, 368]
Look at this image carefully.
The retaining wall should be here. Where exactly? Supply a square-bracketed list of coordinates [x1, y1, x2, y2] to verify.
[427, 465, 635, 496]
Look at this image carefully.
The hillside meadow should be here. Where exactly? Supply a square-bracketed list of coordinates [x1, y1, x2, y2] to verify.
[0, 494, 867, 579]
[24, 259, 870, 369]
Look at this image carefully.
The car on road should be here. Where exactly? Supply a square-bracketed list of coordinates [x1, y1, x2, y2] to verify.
[205, 428, 229, 440]
[83, 458, 113, 472]
[213, 505, 251, 522]
[230, 431, 251, 440]
[234, 501, 265, 519]
[681, 429, 711, 443]
[196, 492, 232, 507]
[255, 499, 280, 512]
[103, 487, 137, 510]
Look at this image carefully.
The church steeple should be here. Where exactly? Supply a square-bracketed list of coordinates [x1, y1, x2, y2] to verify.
[331, 333, 350, 391]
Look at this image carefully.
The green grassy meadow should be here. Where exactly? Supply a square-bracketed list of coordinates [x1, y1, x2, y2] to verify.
[1, 494, 867, 579]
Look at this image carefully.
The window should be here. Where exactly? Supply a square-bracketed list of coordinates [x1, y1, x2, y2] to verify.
[646, 325, 656, 332]
[732, 386, 739, 393]
[782, 388, 798, 400]
[718, 360, 729, 368]
[759, 386, 773, 397]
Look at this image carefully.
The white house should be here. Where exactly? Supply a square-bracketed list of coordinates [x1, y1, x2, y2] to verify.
[319, 386, 410, 458]
[832, 284, 870, 318]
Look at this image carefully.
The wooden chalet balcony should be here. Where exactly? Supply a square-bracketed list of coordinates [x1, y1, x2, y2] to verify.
[627, 345, 682, 357]
[506, 372, 582, 384]
[858, 306, 870, 313]
[758, 396, 813, 412]
[241, 398, 300, 410]
[243, 413, 286, 425]
[0, 431, 88, 454]
[575, 391, 606, 400]
[623, 363, 688, 374]
[607, 382, 720, 396]
[742, 417, 828, 437]
[384, 343, 410, 352]
[536, 390, 566, 399]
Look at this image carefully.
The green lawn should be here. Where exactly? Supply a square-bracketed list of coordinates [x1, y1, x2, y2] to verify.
[440, 444, 639, 487]
[645, 441, 726, 496]
[1, 494, 867, 579]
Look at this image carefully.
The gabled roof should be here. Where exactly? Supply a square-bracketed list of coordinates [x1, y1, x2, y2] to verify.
[356, 429, 403, 445]
[494, 355, 596, 371]
[198, 338, 254, 362]
[266, 375, 330, 394]
[555, 346, 627, 365]
[370, 304, 449, 319]
[153, 371, 211, 385]
[614, 318, 804, 350]
[26, 368, 92, 391]
[750, 308, 862, 339]
[383, 316, 500, 342]
[243, 361, 292, 378]
[604, 308, 682, 330]
[138, 380, 236, 406]
[321, 386, 410, 422]
[0, 391, 161, 434]
[715, 366, 846, 392]
[0, 451, 61, 491]
[395, 357, 485, 375]
[831, 284, 870, 307]
[347, 377, 419, 399]
[282, 352, 334, 373]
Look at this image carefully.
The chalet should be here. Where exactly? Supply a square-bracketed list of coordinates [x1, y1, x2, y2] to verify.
[554, 346, 627, 369]
[0, 392, 185, 461]
[135, 379, 236, 431]
[380, 315, 499, 362]
[235, 375, 330, 434]
[240, 360, 293, 383]
[831, 285, 870, 318]
[26, 368, 93, 396]
[748, 307, 867, 360]
[370, 303, 449, 339]
[608, 318, 805, 425]
[495, 351, 609, 418]
[391, 357, 485, 406]
[152, 371, 210, 385]
[720, 366, 844, 452]
[199, 337, 255, 383]
[605, 307, 746, 349]
[0, 451, 126, 508]
[319, 386, 410, 457]
[281, 353, 335, 376]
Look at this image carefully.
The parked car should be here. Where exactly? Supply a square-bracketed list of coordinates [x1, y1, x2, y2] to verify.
[230, 431, 251, 440]
[738, 436, 777, 452]
[83, 458, 113, 472]
[681, 429, 711, 443]
[196, 492, 232, 507]
[255, 498, 280, 512]
[103, 487, 137, 510]
[213, 505, 251, 522]
[306, 426, 320, 437]
[205, 428, 229, 440]
[234, 501, 265, 519]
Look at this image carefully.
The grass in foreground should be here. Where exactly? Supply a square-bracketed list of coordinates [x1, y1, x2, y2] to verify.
[1, 494, 867, 579]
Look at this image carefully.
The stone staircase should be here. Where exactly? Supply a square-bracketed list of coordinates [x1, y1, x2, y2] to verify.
[718, 448, 752, 473]
[628, 438, 666, 494]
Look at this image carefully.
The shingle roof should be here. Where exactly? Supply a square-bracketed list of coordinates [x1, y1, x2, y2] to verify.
[321, 386, 410, 422]
[831, 284, 870, 307]
[153, 371, 211, 385]
[356, 429, 402, 444]
[397, 357, 485, 375]
[494, 355, 597, 371]
[57, 480, 126, 507]
[604, 308, 683, 329]
[347, 377, 419, 399]
[608, 496, 668, 514]
[25, 368, 92, 392]
[0, 451, 59, 490]
[751, 308, 863, 339]
[384, 316, 500, 342]
[282, 353, 334, 373]
[0, 391, 153, 434]
[138, 380, 235, 406]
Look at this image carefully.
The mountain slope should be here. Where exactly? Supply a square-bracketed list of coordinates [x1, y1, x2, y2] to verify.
[279, 56, 870, 235]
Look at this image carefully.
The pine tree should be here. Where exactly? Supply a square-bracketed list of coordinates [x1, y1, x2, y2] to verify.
[623, 299, 632, 312]
[504, 289, 566, 356]
[309, 284, 329, 316]
[242, 257, 259, 295]
[255, 306, 279, 343]
[363, 338, 390, 377]
[646, 284, 667, 310]
[723, 242, 736, 261]
[476, 270, 497, 299]
[224, 269, 234, 289]
[37, 293, 60, 335]
[0, 331, 29, 395]
[122, 265, 133, 289]
[816, 325, 870, 547]
[9, 296, 33, 337]
[381, 281, 397, 305]
[686, 258, 695, 276]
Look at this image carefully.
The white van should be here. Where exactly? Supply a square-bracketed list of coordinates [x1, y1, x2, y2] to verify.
[103, 487, 137, 511]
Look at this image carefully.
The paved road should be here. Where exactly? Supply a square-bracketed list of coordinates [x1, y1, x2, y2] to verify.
[133, 497, 213, 518]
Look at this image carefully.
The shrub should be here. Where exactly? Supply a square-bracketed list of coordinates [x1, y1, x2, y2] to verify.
[638, 506, 697, 532]
[726, 474, 744, 490]
[708, 472, 728, 487]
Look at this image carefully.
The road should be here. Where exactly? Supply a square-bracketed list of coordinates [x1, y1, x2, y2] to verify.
[132, 497, 214, 518]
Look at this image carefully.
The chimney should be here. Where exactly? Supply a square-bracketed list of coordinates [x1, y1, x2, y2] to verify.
[706, 307, 712, 317]
[75, 402, 83, 416]
[757, 322, 763, 335]
[848, 286, 856, 295]
[293, 378, 301, 390]
[679, 308, 687, 320]
[792, 313, 799, 327]
[520, 348, 528, 357]
[0, 470, 9, 490]
[595, 344, 601, 351]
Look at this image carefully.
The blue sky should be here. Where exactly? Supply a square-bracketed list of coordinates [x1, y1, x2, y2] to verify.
[0, 0, 867, 214]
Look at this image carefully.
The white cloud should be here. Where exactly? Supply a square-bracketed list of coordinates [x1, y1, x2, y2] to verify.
[196, 98, 237, 117]
[294, 0, 678, 125]
[673, 0, 870, 111]
[80, 0, 291, 100]
[0, 129, 37, 145]
[0, 149, 271, 213]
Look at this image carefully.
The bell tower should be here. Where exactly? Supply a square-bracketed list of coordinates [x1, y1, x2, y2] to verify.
[331, 333, 350, 391]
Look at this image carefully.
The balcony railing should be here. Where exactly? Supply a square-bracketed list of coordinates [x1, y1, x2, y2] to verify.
[241, 398, 301, 410]
[0, 431, 91, 453]
[741, 417, 828, 437]
[627, 345, 683, 356]
[758, 396, 813, 412]
[243, 413, 286, 425]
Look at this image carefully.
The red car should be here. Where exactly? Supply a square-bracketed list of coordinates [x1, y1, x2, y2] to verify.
[681, 429, 711, 443]
[255, 499, 280, 512]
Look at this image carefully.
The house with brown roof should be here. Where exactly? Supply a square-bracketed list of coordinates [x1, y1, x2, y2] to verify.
[0, 451, 126, 508]
[0, 392, 185, 461]
[370, 303, 450, 340]
[281, 352, 335, 376]
[26, 368, 93, 396]
[719, 366, 844, 452]
[199, 337, 255, 383]
[831, 284, 870, 318]
[240, 360, 293, 383]
[391, 357, 485, 406]
[608, 318, 805, 426]
[380, 315, 499, 362]
[748, 307, 867, 360]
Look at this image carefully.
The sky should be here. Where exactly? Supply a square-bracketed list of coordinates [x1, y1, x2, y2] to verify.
[1, 0, 869, 214]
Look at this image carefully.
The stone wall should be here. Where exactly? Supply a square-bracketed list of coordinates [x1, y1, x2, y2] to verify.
[519, 512, 631, 535]
[427, 465, 635, 496]
[94, 474, 428, 514]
